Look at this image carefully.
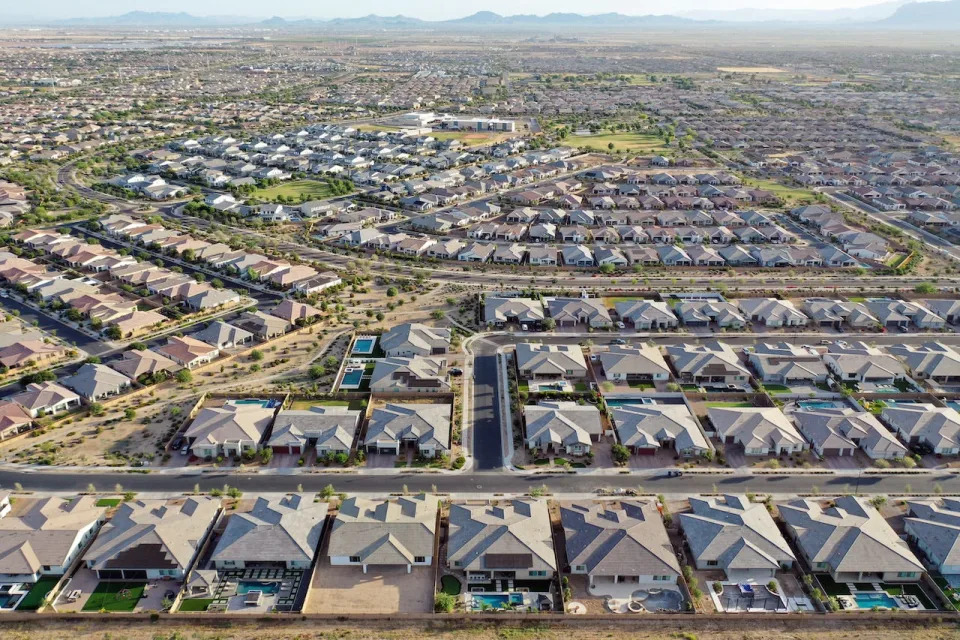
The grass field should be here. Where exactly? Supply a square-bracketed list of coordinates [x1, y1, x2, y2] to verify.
[82, 582, 145, 612]
[251, 179, 339, 202]
[565, 132, 670, 154]
[16, 576, 59, 611]
[741, 177, 816, 205]
[177, 598, 213, 612]
[95, 498, 121, 507]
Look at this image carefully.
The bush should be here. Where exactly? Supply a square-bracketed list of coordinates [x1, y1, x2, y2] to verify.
[452, 455, 466, 470]
[175, 369, 193, 383]
[767, 580, 778, 594]
[611, 443, 630, 465]
[435, 591, 456, 613]
[713, 581, 722, 593]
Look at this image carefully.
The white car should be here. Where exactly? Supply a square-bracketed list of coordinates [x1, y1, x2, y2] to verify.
[616, 321, 625, 329]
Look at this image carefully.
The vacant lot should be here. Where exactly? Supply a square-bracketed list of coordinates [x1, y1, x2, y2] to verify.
[718, 66, 786, 73]
[566, 132, 669, 154]
[304, 564, 435, 614]
[251, 179, 339, 202]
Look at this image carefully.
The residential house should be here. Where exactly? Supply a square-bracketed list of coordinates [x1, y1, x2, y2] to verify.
[708, 407, 807, 456]
[793, 408, 907, 459]
[881, 403, 960, 455]
[614, 300, 678, 330]
[547, 297, 612, 329]
[524, 401, 602, 455]
[380, 323, 451, 357]
[184, 401, 276, 458]
[9, 381, 81, 417]
[364, 403, 450, 458]
[665, 342, 750, 388]
[61, 363, 132, 402]
[611, 404, 708, 457]
[483, 297, 545, 329]
[597, 346, 671, 383]
[267, 407, 360, 456]
[904, 499, 960, 575]
[515, 343, 587, 381]
[155, 336, 219, 370]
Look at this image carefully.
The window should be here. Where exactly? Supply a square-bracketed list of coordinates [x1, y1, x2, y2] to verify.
[349, 556, 362, 563]
[414, 556, 426, 563]
[654, 575, 671, 581]
[529, 570, 547, 577]
[574, 565, 587, 572]
[897, 572, 916, 578]
[706, 560, 718, 567]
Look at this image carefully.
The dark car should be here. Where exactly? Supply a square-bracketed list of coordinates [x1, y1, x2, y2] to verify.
[611, 338, 627, 345]
[449, 367, 463, 376]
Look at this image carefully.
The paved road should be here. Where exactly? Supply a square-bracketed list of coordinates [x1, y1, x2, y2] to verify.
[4, 468, 956, 497]
[471, 352, 503, 470]
[0, 295, 107, 354]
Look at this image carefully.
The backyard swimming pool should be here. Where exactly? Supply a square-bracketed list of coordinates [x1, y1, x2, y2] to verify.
[471, 593, 523, 610]
[237, 580, 280, 595]
[341, 368, 364, 387]
[797, 400, 843, 410]
[0, 593, 22, 609]
[855, 592, 898, 609]
[352, 336, 377, 355]
[230, 399, 275, 408]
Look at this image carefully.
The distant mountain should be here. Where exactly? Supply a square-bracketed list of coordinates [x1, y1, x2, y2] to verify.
[879, 0, 960, 27]
[446, 11, 699, 27]
[55, 11, 258, 27]
[680, 1, 909, 23]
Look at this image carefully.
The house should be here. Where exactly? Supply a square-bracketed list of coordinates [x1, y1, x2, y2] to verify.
[923, 299, 960, 325]
[546, 297, 612, 328]
[61, 363, 132, 402]
[270, 299, 322, 325]
[110, 349, 179, 382]
[0, 340, 66, 369]
[380, 323, 451, 357]
[155, 336, 220, 370]
[780, 496, 923, 582]
[866, 299, 945, 330]
[524, 401, 602, 455]
[369, 357, 449, 393]
[676, 301, 746, 329]
[192, 321, 254, 350]
[904, 499, 960, 575]
[9, 381, 81, 417]
[82, 497, 221, 580]
[793, 408, 907, 459]
[737, 298, 809, 327]
[679, 495, 795, 580]
[561, 245, 594, 267]
[561, 501, 681, 590]
[881, 403, 960, 455]
[614, 300, 677, 330]
[327, 494, 438, 573]
[209, 494, 326, 570]
[823, 352, 908, 386]
[183, 401, 276, 458]
[364, 403, 451, 458]
[803, 299, 878, 330]
[747, 348, 827, 385]
[0, 401, 33, 440]
[483, 297, 545, 328]
[447, 499, 556, 583]
[267, 407, 360, 456]
[235, 311, 291, 339]
[515, 343, 587, 381]
[708, 407, 807, 456]
[598, 345, 671, 383]
[665, 341, 750, 388]
[611, 403, 708, 457]
[527, 245, 558, 266]
[888, 342, 960, 385]
[0, 496, 106, 584]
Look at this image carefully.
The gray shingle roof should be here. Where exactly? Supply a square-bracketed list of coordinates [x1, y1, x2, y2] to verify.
[209, 495, 327, 565]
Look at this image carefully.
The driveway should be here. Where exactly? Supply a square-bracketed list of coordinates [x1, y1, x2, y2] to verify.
[303, 564, 435, 614]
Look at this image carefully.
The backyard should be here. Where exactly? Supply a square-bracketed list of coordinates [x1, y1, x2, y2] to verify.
[82, 582, 146, 612]
[16, 576, 59, 611]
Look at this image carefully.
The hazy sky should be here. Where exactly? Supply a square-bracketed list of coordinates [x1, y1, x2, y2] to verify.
[19, 0, 894, 20]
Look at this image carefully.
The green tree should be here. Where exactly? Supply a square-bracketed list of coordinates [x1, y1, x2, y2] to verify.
[175, 369, 193, 384]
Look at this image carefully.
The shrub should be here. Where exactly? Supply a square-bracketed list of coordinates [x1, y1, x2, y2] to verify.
[435, 591, 456, 613]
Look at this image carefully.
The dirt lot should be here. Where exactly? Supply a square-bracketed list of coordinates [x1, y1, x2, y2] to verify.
[304, 564, 435, 614]
[2, 618, 960, 640]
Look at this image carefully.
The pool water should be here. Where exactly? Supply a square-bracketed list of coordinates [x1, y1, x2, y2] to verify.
[0, 593, 22, 609]
[341, 368, 364, 386]
[231, 399, 272, 408]
[472, 593, 523, 609]
[352, 337, 377, 354]
[237, 580, 280, 595]
[855, 592, 898, 609]
[797, 400, 842, 410]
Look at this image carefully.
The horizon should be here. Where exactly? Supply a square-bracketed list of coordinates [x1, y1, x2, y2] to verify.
[3, 0, 923, 22]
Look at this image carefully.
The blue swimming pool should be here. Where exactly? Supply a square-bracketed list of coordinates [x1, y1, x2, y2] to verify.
[0, 593, 22, 609]
[797, 400, 842, 410]
[606, 398, 657, 408]
[352, 337, 377, 355]
[471, 593, 523, 609]
[855, 592, 898, 609]
[341, 368, 364, 386]
[231, 399, 272, 408]
[237, 580, 280, 595]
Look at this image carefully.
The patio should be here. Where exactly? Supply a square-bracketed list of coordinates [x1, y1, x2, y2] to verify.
[208, 568, 305, 613]
[587, 578, 686, 613]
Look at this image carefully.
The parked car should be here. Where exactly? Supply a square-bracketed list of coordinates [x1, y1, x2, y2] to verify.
[611, 338, 627, 345]
[180, 445, 189, 456]
[449, 367, 463, 376]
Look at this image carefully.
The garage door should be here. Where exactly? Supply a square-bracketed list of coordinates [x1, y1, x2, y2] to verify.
[822, 448, 841, 457]
[379, 447, 398, 455]
[635, 447, 656, 456]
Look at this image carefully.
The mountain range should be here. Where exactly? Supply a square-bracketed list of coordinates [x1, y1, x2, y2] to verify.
[6, 0, 958, 30]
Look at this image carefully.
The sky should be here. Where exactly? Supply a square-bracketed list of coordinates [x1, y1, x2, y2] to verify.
[16, 0, 897, 20]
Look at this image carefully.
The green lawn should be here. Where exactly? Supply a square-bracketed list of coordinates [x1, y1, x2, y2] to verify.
[565, 132, 670, 154]
[881, 583, 935, 610]
[763, 384, 790, 394]
[817, 575, 850, 596]
[741, 177, 815, 205]
[681, 384, 700, 391]
[95, 498, 121, 507]
[250, 179, 340, 203]
[177, 598, 213, 612]
[16, 576, 59, 611]
[933, 576, 960, 611]
[628, 381, 655, 390]
[573, 382, 589, 392]
[82, 582, 146, 612]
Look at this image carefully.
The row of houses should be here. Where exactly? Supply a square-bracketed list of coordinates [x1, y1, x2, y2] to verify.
[99, 214, 341, 295]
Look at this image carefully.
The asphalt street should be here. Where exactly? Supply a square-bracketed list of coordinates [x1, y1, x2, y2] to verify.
[470, 352, 503, 470]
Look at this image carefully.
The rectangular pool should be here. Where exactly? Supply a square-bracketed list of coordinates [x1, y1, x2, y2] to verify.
[341, 368, 364, 386]
[855, 592, 898, 609]
[471, 592, 523, 610]
[797, 400, 842, 410]
[352, 337, 377, 355]
[230, 399, 272, 408]
[237, 580, 280, 595]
